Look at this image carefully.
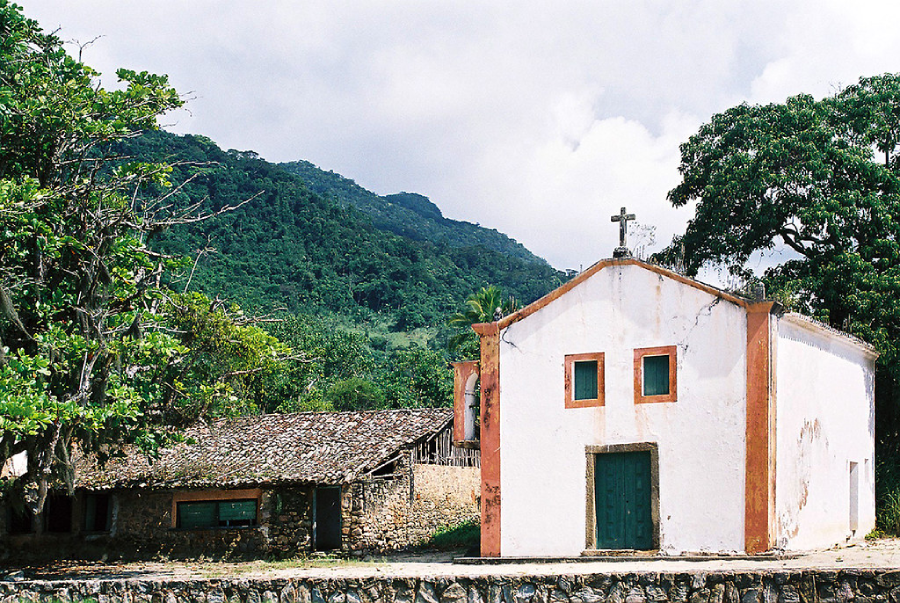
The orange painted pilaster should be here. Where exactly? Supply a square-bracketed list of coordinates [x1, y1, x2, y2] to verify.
[745, 302, 777, 554]
[451, 360, 480, 444]
[473, 321, 501, 557]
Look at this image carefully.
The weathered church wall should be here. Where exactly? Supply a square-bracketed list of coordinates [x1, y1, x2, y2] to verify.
[3, 568, 900, 603]
[497, 263, 748, 556]
[775, 314, 877, 550]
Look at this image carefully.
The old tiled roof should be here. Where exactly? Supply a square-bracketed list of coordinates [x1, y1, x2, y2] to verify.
[75, 408, 452, 490]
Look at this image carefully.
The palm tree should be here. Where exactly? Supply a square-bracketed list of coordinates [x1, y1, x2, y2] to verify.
[447, 286, 519, 357]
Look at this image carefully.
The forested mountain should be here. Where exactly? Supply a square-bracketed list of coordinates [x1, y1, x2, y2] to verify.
[280, 161, 546, 265]
[121, 130, 565, 331]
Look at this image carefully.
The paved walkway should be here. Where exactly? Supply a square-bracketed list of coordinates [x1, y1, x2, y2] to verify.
[7, 539, 900, 582]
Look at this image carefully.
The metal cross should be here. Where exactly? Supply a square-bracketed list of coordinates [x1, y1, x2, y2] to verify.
[610, 206, 636, 248]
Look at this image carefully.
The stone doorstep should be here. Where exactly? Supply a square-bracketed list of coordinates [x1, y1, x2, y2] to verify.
[454, 552, 799, 564]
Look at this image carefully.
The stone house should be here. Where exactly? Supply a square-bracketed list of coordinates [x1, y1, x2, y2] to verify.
[1, 408, 480, 561]
[453, 257, 877, 557]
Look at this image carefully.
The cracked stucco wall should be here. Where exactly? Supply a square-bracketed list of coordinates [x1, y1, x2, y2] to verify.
[775, 314, 876, 550]
[497, 263, 748, 556]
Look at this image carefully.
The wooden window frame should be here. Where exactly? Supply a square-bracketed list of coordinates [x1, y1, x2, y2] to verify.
[565, 352, 605, 408]
[634, 345, 677, 404]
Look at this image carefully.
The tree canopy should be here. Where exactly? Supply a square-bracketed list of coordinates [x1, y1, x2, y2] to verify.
[657, 72, 900, 459]
[119, 130, 564, 329]
[0, 1, 285, 516]
[661, 74, 900, 351]
[447, 285, 519, 358]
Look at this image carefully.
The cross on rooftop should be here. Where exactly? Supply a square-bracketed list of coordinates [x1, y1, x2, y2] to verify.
[610, 206, 636, 258]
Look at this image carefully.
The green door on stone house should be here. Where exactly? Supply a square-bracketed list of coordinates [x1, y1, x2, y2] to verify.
[594, 451, 653, 549]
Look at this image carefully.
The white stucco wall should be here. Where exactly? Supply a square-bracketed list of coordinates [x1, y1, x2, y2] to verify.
[497, 263, 748, 556]
[774, 314, 876, 550]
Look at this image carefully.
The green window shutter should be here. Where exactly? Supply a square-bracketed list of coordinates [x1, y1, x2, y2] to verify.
[574, 360, 598, 400]
[643, 355, 669, 396]
[178, 501, 217, 529]
[219, 500, 257, 527]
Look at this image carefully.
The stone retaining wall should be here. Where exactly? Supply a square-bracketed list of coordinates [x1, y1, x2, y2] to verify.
[3, 568, 900, 603]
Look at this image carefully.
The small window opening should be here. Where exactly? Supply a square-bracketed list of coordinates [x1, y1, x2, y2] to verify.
[634, 346, 677, 404]
[565, 353, 605, 408]
[371, 459, 399, 478]
[84, 492, 112, 532]
[452, 361, 481, 445]
[46, 494, 73, 533]
[850, 461, 860, 533]
[8, 507, 33, 535]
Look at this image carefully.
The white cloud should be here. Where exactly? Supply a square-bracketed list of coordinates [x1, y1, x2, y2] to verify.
[472, 106, 700, 269]
[20, 0, 900, 270]
[749, 0, 900, 104]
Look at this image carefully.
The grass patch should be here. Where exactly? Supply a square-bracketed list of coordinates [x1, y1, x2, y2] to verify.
[423, 519, 480, 551]
[876, 456, 900, 535]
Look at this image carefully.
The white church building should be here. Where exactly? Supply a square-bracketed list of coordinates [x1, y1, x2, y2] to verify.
[453, 257, 876, 557]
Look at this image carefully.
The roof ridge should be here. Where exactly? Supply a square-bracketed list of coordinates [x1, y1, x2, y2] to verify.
[486, 258, 750, 331]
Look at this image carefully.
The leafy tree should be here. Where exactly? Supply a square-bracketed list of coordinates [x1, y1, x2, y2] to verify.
[262, 314, 453, 411]
[161, 292, 291, 419]
[661, 75, 900, 334]
[0, 2, 281, 517]
[324, 377, 384, 411]
[655, 73, 900, 526]
[262, 315, 378, 413]
[380, 345, 453, 408]
[447, 285, 519, 358]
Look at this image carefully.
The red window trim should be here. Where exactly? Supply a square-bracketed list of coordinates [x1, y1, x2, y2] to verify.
[634, 345, 677, 404]
[565, 352, 606, 408]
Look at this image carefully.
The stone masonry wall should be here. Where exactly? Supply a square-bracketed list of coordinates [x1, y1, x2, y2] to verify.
[3, 568, 900, 603]
[0, 486, 313, 562]
[267, 487, 313, 557]
[1, 461, 475, 560]
[344, 460, 480, 553]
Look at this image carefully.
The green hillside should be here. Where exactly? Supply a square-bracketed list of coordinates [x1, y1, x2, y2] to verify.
[122, 131, 565, 332]
[281, 160, 547, 265]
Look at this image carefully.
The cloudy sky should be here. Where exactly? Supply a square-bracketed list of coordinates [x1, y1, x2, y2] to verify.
[21, 1, 900, 270]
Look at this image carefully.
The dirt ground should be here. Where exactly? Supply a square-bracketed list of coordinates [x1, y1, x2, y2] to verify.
[6, 539, 900, 582]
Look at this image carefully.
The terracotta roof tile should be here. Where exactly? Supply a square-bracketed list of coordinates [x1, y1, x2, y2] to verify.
[76, 408, 452, 490]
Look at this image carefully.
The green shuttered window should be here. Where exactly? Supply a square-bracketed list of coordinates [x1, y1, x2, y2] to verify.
[643, 355, 670, 396]
[565, 353, 605, 408]
[177, 499, 257, 529]
[219, 500, 257, 526]
[574, 360, 598, 400]
[178, 501, 216, 529]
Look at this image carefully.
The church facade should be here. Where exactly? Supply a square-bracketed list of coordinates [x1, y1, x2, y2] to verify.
[453, 258, 876, 557]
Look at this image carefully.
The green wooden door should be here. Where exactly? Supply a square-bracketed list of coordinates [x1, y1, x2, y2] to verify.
[594, 451, 653, 549]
